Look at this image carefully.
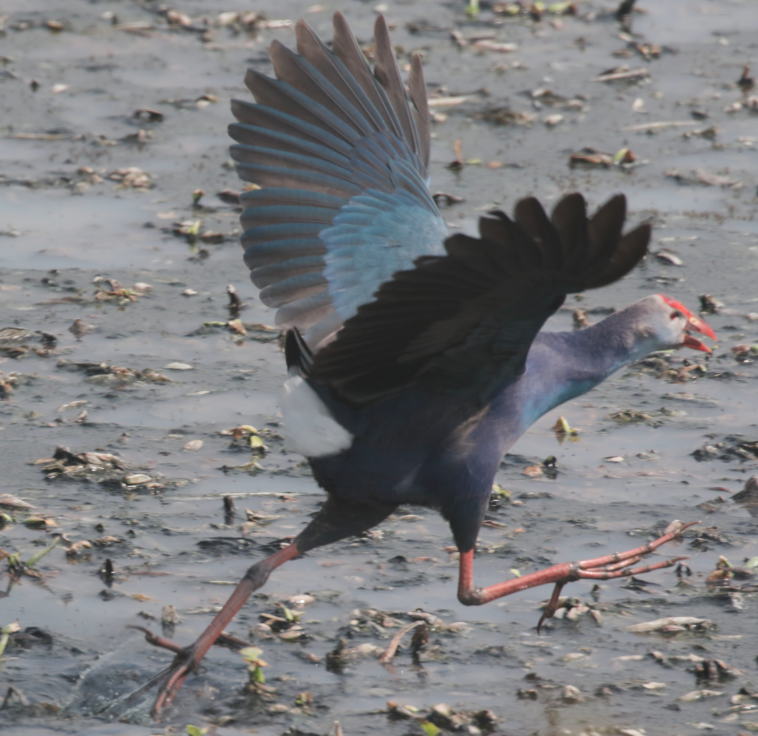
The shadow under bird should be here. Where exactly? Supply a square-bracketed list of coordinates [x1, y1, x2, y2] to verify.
[137, 12, 716, 715]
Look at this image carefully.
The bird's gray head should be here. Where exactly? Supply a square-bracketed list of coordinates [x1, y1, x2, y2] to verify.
[628, 294, 716, 355]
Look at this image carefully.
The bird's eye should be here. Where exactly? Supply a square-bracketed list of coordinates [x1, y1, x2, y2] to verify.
[670, 311, 683, 321]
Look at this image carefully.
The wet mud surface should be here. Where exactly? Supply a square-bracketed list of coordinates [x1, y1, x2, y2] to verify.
[1, 0, 758, 734]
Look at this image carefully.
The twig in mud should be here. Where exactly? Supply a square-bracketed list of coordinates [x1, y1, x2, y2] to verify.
[594, 67, 649, 83]
[0, 685, 29, 709]
[378, 620, 424, 665]
[623, 120, 698, 131]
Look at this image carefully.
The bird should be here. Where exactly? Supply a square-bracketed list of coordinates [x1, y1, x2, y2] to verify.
[142, 12, 716, 715]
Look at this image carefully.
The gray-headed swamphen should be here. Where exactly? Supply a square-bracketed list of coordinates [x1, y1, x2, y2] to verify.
[144, 12, 715, 715]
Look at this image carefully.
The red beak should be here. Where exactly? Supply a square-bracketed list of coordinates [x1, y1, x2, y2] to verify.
[660, 295, 716, 353]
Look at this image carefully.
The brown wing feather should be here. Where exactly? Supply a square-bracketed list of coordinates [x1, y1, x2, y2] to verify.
[372, 15, 420, 158]
[331, 11, 404, 140]
[408, 55, 430, 169]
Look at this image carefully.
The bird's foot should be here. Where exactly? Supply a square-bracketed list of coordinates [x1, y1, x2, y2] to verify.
[536, 519, 698, 632]
[128, 625, 201, 718]
[151, 645, 198, 718]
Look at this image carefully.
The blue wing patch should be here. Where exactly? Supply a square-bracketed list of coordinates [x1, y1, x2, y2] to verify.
[322, 188, 447, 322]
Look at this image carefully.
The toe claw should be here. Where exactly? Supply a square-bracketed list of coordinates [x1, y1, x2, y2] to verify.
[536, 582, 565, 634]
[150, 647, 198, 718]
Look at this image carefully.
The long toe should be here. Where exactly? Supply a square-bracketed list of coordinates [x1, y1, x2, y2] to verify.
[575, 520, 698, 577]
[578, 554, 689, 581]
[151, 645, 200, 719]
[528, 522, 698, 631]
[152, 665, 190, 718]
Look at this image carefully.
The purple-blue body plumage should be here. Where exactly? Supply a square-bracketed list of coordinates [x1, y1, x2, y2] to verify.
[307, 306, 653, 550]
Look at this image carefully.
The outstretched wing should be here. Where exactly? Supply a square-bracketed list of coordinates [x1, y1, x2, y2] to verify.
[309, 193, 651, 406]
[230, 12, 447, 350]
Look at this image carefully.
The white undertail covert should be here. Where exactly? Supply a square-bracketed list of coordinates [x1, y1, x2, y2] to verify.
[281, 371, 354, 458]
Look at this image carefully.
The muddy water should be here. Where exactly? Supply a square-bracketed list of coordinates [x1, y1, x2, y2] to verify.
[1, 0, 757, 734]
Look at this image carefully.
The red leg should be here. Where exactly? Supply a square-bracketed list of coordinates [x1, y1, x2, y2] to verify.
[458, 521, 698, 627]
[151, 543, 300, 716]
[138, 497, 397, 719]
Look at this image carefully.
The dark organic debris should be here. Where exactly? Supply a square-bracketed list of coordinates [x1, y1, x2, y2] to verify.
[0, 327, 57, 358]
[120, 129, 152, 145]
[730, 343, 758, 361]
[737, 65, 756, 94]
[0, 371, 36, 399]
[160, 94, 219, 110]
[168, 219, 229, 245]
[196, 537, 261, 554]
[107, 167, 152, 188]
[615, 0, 637, 20]
[682, 124, 718, 140]
[692, 437, 758, 463]
[8, 627, 54, 650]
[405, 19, 449, 35]
[665, 168, 742, 189]
[529, 88, 586, 112]
[99, 559, 115, 586]
[326, 638, 382, 673]
[625, 616, 716, 635]
[227, 284, 245, 316]
[699, 294, 724, 314]
[92, 277, 150, 304]
[133, 108, 164, 122]
[432, 192, 465, 206]
[594, 66, 650, 83]
[629, 351, 709, 383]
[39, 446, 128, 482]
[706, 553, 756, 587]
[217, 189, 242, 206]
[732, 477, 758, 518]
[187, 321, 279, 342]
[56, 359, 171, 385]
[608, 407, 683, 426]
[475, 107, 535, 126]
[733, 476, 758, 503]
[631, 41, 661, 61]
[573, 308, 591, 329]
[0, 167, 103, 192]
[569, 147, 636, 168]
[386, 699, 498, 733]
[223, 495, 236, 525]
[492, 2, 576, 19]
[410, 623, 429, 654]
[214, 11, 291, 33]
[570, 148, 613, 167]
[69, 318, 94, 339]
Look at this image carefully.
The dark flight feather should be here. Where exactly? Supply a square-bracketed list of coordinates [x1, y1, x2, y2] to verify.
[309, 193, 650, 405]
